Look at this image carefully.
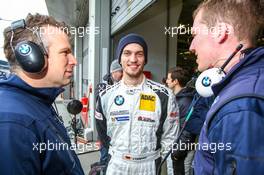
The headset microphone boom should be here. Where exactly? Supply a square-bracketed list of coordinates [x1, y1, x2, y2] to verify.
[195, 44, 243, 97]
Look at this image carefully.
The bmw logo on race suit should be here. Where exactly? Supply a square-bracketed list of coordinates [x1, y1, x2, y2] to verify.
[114, 95, 125, 106]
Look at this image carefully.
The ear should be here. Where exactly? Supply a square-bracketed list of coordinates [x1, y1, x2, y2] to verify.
[215, 22, 229, 44]
[173, 79, 179, 85]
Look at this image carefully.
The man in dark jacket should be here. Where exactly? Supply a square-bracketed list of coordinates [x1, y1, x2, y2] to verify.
[0, 14, 84, 174]
[183, 76, 215, 136]
[166, 67, 195, 128]
[166, 67, 196, 175]
[189, 0, 264, 174]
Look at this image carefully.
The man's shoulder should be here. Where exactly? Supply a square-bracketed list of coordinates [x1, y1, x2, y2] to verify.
[0, 88, 49, 124]
[208, 97, 264, 135]
[146, 79, 171, 96]
[209, 63, 264, 118]
[96, 82, 107, 89]
[95, 83, 107, 95]
[0, 88, 31, 108]
[99, 82, 121, 98]
[0, 110, 48, 140]
[217, 97, 264, 117]
[208, 98, 264, 154]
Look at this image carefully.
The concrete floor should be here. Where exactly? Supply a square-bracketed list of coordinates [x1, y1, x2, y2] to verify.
[78, 151, 100, 174]
[56, 99, 101, 174]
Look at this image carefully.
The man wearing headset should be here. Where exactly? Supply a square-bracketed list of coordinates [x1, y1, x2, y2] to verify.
[95, 33, 179, 175]
[190, 0, 264, 174]
[0, 14, 84, 174]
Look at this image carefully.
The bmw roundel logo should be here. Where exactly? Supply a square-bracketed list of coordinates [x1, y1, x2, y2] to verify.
[18, 44, 31, 56]
[114, 95, 125, 106]
[202, 76, 211, 87]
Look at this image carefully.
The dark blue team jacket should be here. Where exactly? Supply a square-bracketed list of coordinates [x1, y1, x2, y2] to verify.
[194, 47, 264, 175]
[0, 75, 84, 175]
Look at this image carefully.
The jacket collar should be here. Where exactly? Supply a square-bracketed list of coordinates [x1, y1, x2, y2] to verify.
[212, 47, 264, 96]
[176, 87, 195, 98]
[0, 74, 64, 104]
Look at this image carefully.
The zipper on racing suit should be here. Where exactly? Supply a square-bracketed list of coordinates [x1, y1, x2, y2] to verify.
[128, 93, 134, 154]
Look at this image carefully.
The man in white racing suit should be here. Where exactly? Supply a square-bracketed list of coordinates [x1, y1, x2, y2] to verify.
[95, 33, 179, 175]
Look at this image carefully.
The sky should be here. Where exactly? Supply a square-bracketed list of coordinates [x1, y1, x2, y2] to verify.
[0, 0, 48, 61]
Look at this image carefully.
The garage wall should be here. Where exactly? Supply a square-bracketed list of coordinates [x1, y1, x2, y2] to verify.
[112, 0, 183, 83]
[82, 27, 89, 96]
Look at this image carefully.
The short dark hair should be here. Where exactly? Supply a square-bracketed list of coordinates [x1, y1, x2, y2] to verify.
[168, 67, 190, 87]
[3, 13, 69, 70]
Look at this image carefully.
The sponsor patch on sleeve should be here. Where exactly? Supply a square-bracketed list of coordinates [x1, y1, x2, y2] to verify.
[95, 111, 103, 120]
[138, 116, 155, 123]
[169, 111, 178, 118]
[139, 93, 156, 112]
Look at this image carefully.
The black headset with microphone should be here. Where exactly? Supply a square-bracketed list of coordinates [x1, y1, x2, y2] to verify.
[156, 44, 244, 174]
[195, 44, 243, 97]
[9, 19, 48, 73]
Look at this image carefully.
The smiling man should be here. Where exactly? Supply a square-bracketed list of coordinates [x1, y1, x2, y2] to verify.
[0, 14, 84, 175]
[95, 33, 179, 175]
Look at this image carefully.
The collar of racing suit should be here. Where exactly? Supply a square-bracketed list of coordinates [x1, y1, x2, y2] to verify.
[120, 75, 146, 95]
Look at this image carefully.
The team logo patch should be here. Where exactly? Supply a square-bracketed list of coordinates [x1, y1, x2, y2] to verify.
[202, 76, 211, 87]
[139, 94, 156, 112]
[114, 116, 129, 121]
[95, 111, 103, 120]
[138, 116, 155, 123]
[170, 112, 178, 118]
[110, 110, 129, 116]
[114, 95, 125, 106]
[18, 44, 32, 56]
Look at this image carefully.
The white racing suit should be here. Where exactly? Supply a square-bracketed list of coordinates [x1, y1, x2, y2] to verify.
[95, 77, 179, 175]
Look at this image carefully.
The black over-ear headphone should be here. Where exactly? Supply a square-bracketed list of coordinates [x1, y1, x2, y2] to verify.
[10, 19, 48, 73]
